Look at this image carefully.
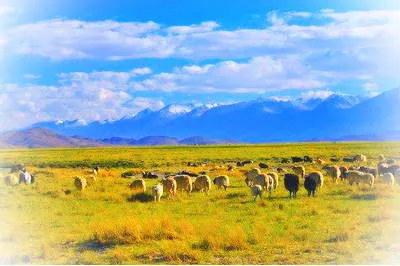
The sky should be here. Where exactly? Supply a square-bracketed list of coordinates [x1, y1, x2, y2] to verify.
[1, 0, 400, 130]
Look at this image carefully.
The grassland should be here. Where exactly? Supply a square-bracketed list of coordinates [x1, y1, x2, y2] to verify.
[0, 142, 400, 264]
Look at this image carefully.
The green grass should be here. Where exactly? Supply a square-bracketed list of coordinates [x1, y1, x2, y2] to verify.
[0, 142, 400, 264]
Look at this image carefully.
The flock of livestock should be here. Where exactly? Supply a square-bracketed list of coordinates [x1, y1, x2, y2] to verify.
[3, 153, 400, 202]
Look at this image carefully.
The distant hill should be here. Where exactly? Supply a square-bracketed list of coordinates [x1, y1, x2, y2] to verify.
[0, 128, 106, 148]
[0, 128, 235, 148]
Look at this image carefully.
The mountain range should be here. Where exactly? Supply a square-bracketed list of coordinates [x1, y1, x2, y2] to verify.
[7, 87, 400, 146]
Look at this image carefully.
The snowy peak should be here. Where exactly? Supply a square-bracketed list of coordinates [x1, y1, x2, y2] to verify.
[158, 104, 195, 117]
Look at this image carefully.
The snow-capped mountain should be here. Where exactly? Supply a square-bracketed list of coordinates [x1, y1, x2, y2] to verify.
[29, 89, 400, 142]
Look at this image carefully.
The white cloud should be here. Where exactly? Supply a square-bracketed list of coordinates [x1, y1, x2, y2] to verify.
[299, 89, 334, 101]
[132, 56, 325, 93]
[167, 21, 219, 34]
[23, 74, 41, 79]
[363, 82, 378, 91]
[0, 5, 16, 15]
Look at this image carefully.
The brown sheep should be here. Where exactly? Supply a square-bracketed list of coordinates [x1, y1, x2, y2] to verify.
[193, 175, 212, 194]
[344, 170, 374, 189]
[292, 165, 305, 179]
[129, 179, 146, 193]
[213, 175, 230, 190]
[173, 175, 193, 193]
[339, 166, 349, 180]
[74, 176, 87, 191]
[162, 177, 177, 198]
[322, 165, 341, 184]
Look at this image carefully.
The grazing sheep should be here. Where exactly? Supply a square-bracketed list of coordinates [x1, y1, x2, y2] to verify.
[292, 156, 304, 163]
[213, 175, 230, 190]
[382, 173, 395, 186]
[344, 171, 374, 189]
[175, 170, 198, 177]
[161, 177, 177, 198]
[276, 167, 287, 173]
[386, 158, 397, 164]
[129, 179, 146, 193]
[339, 166, 349, 180]
[142, 171, 159, 179]
[304, 171, 324, 197]
[74, 176, 87, 191]
[357, 166, 378, 178]
[284, 173, 300, 198]
[281, 158, 290, 164]
[292, 165, 305, 179]
[250, 185, 263, 201]
[378, 163, 400, 176]
[259, 162, 269, 169]
[322, 165, 341, 184]
[244, 168, 262, 186]
[354, 154, 367, 162]
[4, 175, 19, 186]
[330, 157, 340, 162]
[378, 154, 385, 161]
[316, 158, 326, 164]
[303, 156, 314, 163]
[252, 173, 274, 195]
[343, 157, 356, 163]
[193, 175, 212, 194]
[152, 183, 163, 202]
[173, 175, 193, 193]
[267, 172, 279, 189]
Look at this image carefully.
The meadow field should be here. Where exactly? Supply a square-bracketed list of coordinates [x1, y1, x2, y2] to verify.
[1, 142, 400, 264]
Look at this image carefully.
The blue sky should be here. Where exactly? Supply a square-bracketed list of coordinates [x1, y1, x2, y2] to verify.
[1, 0, 400, 130]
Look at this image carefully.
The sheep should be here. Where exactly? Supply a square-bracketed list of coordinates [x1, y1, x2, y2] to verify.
[343, 157, 356, 163]
[377, 163, 400, 176]
[281, 158, 290, 164]
[382, 173, 395, 186]
[292, 165, 305, 179]
[303, 156, 314, 163]
[129, 179, 146, 193]
[213, 175, 230, 190]
[152, 183, 163, 202]
[244, 168, 261, 186]
[254, 173, 274, 196]
[304, 171, 324, 197]
[74, 176, 87, 191]
[193, 175, 211, 194]
[250, 185, 263, 201]
[161, 177, 177, 198]
[284, 173, 300, 198]
[267, 172, 279, 189]
[142, 171, 159, 179]
[173, 175, 193, 193]
[378, 154, 385, 161]
[339, 166, 349, 180]
[322, 165, 341, 184]
[276, 167, 287, 173]
[330, 157, 340, 162]
[357, 166, 378, 178]
[292, 156, 304, 163]
[386, 158, 397, 164]
[354, 154, 367, 162]
[344, 170, 374, 189]
[258, 162, 269, 169]
[316, 158, 326, 164]
[227, 165, 235, 171]
[3, 175, 19, 186]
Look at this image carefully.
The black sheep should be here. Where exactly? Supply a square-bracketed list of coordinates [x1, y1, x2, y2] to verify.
[284, 173, 300, 198]
[304, 172, 323, 197]
[291, 156, 304, 163]
[259, 162, 269, 169]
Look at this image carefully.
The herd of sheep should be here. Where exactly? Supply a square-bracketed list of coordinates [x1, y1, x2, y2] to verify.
[3, 153, 400, 202]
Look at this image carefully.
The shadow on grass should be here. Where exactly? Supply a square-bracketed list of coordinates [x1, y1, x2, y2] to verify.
[350, 193, 377, 200]
[226, 192, 247, 199]
[77, 240, 113, 253]
[127, 193, 153, 203]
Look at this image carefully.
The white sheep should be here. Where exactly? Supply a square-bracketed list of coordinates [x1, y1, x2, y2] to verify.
[152, 183, 163, 202]
[251, 185, 263, 201]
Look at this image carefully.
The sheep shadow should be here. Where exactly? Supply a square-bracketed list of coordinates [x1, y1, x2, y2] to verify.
[76, 240, 113, 253]
[127, 193, 153, 203]
[350, 193, 377, 200]
[225, 192, 247, 199]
